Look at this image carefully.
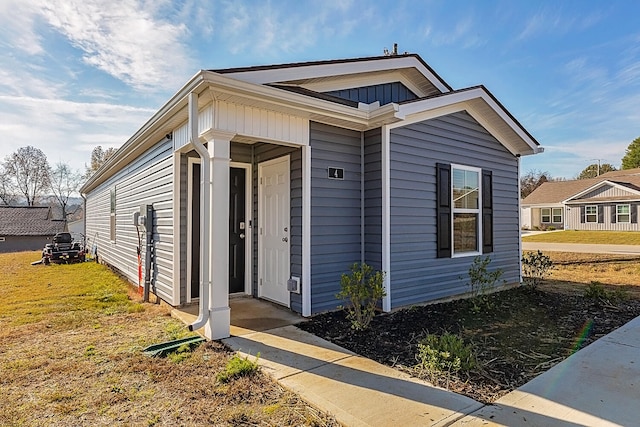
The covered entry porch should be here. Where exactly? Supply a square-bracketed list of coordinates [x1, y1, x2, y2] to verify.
[173, 92, 311, 340]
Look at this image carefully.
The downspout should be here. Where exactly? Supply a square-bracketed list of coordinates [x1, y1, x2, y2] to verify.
[517, 154, 523, 284]
[360, 131, 365, 265]
[188, 92, 211, 332]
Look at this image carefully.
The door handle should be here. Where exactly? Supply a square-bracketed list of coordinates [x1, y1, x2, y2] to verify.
[282, 237, 288, 242]
[239, 233, 245, 239]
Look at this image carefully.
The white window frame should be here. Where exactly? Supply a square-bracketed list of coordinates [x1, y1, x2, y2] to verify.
[110, 188, 116, 242]
[541, 207, 562, 223]
[585, 205, 598, 223]
[617, 204, 631, 223]
[451, 164, 482, 257]
[541, 208, 551, 223]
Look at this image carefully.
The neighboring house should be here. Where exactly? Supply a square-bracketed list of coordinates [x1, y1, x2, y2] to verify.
[521, 168, 640, 231]
[0, 206, 66, 253]
[80, 53, 541, 339]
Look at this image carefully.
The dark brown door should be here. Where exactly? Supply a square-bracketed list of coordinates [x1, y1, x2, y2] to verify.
[229, 167, 246, 293]
[190, 163, 201, 299]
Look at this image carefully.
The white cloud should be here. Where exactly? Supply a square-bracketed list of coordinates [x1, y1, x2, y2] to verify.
[0, 0, 43, 55]
[0, 95, 155, 170]
[37, 0, 193, 91]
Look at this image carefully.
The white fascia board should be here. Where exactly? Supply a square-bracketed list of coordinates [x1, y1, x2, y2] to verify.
[393, 88, 539, 155]
[204, 72, 372, 124]
[221, 56, 451, 93]
[563, 180, 640, 203]
[81, 70, 209, 194]
[522, 203, 565, 208]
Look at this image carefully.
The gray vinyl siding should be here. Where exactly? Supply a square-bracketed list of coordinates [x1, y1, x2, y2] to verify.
[310, 122, 362, 314]
[324, 82, 417, 105]
[389, 111, 520, 308]
[364, 128, 382, 270]
[566, 203, 640, 231]
[0, 235, 57, 253]
[85, 138, 175, 303]
[252, 143, 302, 312]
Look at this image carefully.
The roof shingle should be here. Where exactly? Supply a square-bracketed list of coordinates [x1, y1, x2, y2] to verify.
[0, 206, 65, 236]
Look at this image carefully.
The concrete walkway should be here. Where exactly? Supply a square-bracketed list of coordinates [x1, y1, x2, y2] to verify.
[522, 241, 640, 255]
[173, 298, 640, 426]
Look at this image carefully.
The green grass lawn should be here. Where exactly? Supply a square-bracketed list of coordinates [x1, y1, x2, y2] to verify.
[522, 230, 640, 245]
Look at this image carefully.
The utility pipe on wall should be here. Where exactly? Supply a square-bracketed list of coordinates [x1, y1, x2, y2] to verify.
[188, 92, 211, 332]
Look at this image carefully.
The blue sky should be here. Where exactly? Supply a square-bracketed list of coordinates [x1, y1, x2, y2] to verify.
[1, 0, 639, 180]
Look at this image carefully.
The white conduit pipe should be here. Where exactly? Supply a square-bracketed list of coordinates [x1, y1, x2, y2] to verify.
[188, 92, 211, 332]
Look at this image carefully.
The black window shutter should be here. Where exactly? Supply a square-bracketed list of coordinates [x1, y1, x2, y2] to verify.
[598, 206, 604, 223]
[611, 205, 617, 224]
[632, 204, 638, 224]
[436, 163, 451, 258]
[580, 206, 585, 223]
[482, 170, 493, 253]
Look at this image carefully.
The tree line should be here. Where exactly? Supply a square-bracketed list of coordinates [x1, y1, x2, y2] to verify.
[521, 136, 640, 198]
[0, 145, 116, 221]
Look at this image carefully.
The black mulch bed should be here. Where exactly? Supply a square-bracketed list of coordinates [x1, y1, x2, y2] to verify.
[298, 285, 640, 403]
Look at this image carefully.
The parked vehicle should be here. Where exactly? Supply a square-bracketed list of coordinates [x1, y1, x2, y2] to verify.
[42, 232, 85, 264]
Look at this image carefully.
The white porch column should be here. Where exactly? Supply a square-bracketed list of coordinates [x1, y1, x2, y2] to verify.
[202, 130, 234, 340]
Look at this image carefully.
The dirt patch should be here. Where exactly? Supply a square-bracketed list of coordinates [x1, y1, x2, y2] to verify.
[298, 283, 640, 404]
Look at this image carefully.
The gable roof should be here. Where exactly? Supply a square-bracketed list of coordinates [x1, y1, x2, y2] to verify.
[82, 53, 541, 194]
[0, 206, 65, 236]
[522, 171, 640, 205]
[212, 54, 453, 96]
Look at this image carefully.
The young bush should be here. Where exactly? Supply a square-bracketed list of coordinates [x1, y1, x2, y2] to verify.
[217, 353, 260, 383]
[336, 263, 386, 331]
[521, 250, 553, 288]
[467, 256, 503, 312]
[415, 333, 476, 387]
[584, 281, 629, 306]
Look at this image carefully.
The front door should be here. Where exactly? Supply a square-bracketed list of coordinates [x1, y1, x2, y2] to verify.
[190, 163, 201, 300]
[190, 163, 248, 299]
[229, 167, 246, 293]
[258, 156, 290, 307]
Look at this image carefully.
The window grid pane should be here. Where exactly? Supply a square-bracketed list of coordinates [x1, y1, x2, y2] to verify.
[617, 204, 630, 223]
[452, 166, 480, 255]
[552, 208, 562, 223]
[541, 208, 550, 223]
[585, 205, 597, 223]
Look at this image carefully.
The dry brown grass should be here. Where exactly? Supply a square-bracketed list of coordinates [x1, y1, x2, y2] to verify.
[0, 251, 337, 427]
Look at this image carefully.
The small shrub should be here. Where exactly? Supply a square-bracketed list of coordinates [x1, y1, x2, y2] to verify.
[167, 343, 193, 363]
[336, 263, 386, 331]
[521, 250, 553, 288]
[467, 256, 503, 312]
[584, 281, 629, 306]
[415, 333, 476, 387]
[547, 226, 556, 231]
[217, 353, 260, 383]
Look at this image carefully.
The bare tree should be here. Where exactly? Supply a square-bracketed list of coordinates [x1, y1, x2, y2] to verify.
[3, 146, 50, 206]
[0, 163, 18, 205]
[85, 145, 117, 178]
[520, 169, 552, 199]
[49, 162, 83, 223]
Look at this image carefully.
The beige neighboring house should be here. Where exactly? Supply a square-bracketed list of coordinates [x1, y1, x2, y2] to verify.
[521, 168, 640, 231]
[0, 206, 66, 253]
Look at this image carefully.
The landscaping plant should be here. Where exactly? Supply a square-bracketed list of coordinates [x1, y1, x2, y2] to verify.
[336, 263, 386, 331]
[583, 281, 629, 306]
[414, 333, 476, 388]
[467, 256, 503, 312]
[521, 250, 553, 288]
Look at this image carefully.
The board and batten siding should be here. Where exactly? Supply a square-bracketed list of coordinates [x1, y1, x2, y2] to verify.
[388, 111, 520, 308]
[309, 122, 362, 314]
[566, 204, 640, 231]
[324, 82, 417, 106]
[85, 138, 175, 303]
